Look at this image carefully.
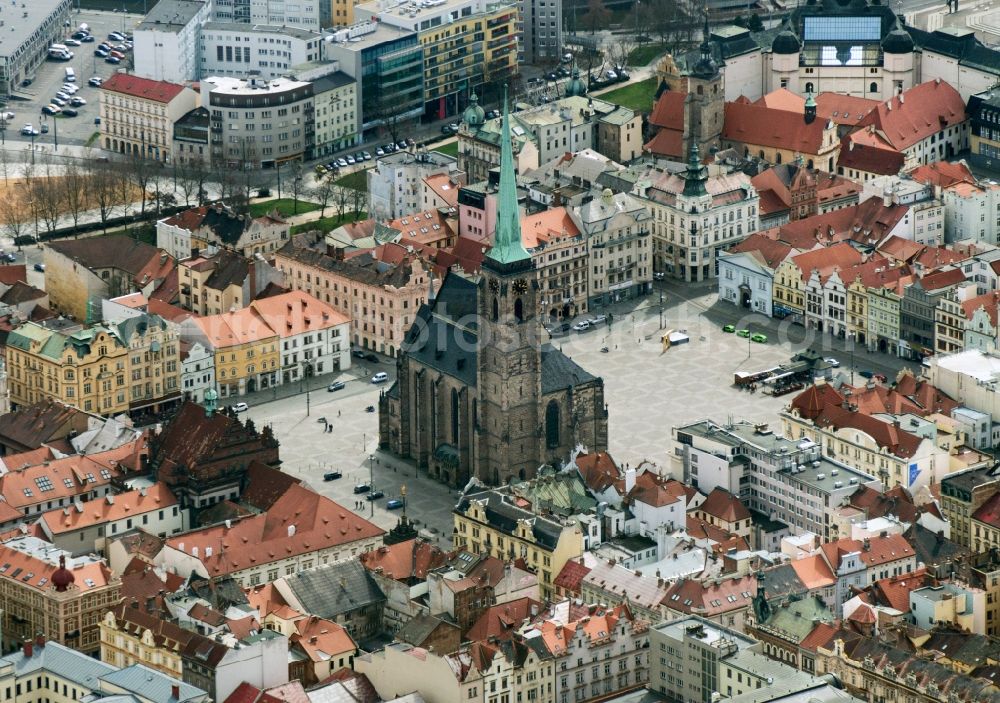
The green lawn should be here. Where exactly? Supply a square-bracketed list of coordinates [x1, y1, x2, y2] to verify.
[290, 211, 369, 235]
[434, 141, 459, 158]
[249, 198, 320, 218]
[628, 43, 668, 67]
[599, 77, 658, 113]
[334, 169, 368, 192]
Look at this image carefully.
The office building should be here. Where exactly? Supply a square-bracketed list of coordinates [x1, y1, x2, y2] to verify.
[671, 419, 881, 541]
[0, 0, 72, 96]
[518, 0, 561, 64]
[354, 0, 518, 120]
[134, 0, 210, 83]
[321, 20, 424, 138]
[203, 75, 315, 168]
[200, 23, 325, 79]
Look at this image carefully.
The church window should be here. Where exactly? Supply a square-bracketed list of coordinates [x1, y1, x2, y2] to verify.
[514, 298, 524, 321]
[804, 82, 814, 94]
[451, 388, 460, 444]
[869, 82, 878, 94]
[492, 297, 499, 321]
[546, 400, 560, 448]
[696, 85, 703, 96]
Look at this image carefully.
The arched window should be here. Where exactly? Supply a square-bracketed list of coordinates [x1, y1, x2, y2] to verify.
[451, 388, 460, 443]
[804, 82, 814, 94]
[514, 298, 524, 321]
[775, 152, 782, 164]
[492, 296, 499, 321]
[545, 400, 560, 448]
[870, 82, 879, 93]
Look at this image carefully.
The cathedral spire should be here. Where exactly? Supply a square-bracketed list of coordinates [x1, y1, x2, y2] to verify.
[682, 140, 708, 197]
[485, 86, 531, 269]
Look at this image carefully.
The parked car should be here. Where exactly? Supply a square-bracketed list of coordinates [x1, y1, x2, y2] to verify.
[367, 490, 385, 501]
[346, 155, 355, 164]
[736, 329, 750, 338]
[353, 483, 371, 494]
[327, 381, 346, 392]
[824, 357, 840, 367]
[323, 471, 343, 481]
[572, 320, 591, 331]
[88, 77, 102, 87]
[397, 141, 407, 150]
[858, 370, 874, 379]
[722, 324, 735, 333]
[386, 499, 404, 510]
[61, 108, 78, 117]
[109, 50, 125, 59]
[41, 105, 60, 115]
[364, 352, 380, 363]
[20, 78, 32, 87]
[441, 124, 454, 135]
[40, 124, 48, 133]
[352, 350, 366, 359]
[62, 84, 79, 94]
[231, 401, 249, 412]
[376, 147, 385, 156]
[105, 56, 121, 64]
[751, 333, 768, 343]
[20, 124, 38, 136]
[0, 111, 13, 121]
[653, 272, 665, 280]
[108, 31, 125, 41]
[95, 49, 108, 57]
[64, 38, 81, 47]
[81, 35, 95, 43]
[371, 372, 388, 384]
[4, 253, 15, 262]
[362, 151, 372, 160]
[589, 314, 607, 326]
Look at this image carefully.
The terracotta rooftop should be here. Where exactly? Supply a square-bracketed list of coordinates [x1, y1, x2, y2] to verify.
[789, 554, 836, 590]
[973, 491, 1000, 528]
[821, 533, 915, 571]
[292, 615, 356, 663]
[871, 567, 931, 612]
[163, 483, 384, 577]
[553, 557, 592, 593]
[574, 451, 623, 494]
[663, 574, 757, 617]
[856, 80, 967, 152]
[909, 160, 976, 188]
[728, 233, 792, 269]
[465, 597, 542, 642]
[520, 207, 581, 250]
[723, 100, 832, 153]
[39, 483, 177, 535]
[101, 73, 187, 103]
[695, 487, 750, 523]
[358, 538, 451, 583]
[626, 472, 687, 509]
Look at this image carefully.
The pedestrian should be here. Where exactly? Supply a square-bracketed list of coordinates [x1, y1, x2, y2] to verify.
[338, 409, 341, 418]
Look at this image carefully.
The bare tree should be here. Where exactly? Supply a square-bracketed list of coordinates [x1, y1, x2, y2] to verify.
[61, 161, 88, 234]
[0, 185, 31, 245]
[608, 36, 636, 72]
[90, 161, 120, 232]
[311, 174, 337, 218]
[31, 159, 62, 236]
[348, 186, 365, 218]
[333, 184, 351, 222]
[125, 158, 152, 219]
[288, 164, 305, 215]
[581, 0, 611, 35]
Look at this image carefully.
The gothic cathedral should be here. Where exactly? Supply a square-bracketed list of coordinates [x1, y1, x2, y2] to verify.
[379, 92, 608, 488]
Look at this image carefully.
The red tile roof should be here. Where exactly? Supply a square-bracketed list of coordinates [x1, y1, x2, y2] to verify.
[101, 73, 187, 103]
[790, 382, 845, 421]
[790, 554, 836, 590]
[919, 267, 966, 291]
[790, 242, 864, 283]
[962, 291, 1000, 327]
[163, 483, 384, 577]
[39, 483, 177, 535]
[649, 91, 685, 130]
[359, 538, 451, 582]
[292, 615, 356, 663]
[553, 557, 591, 593]
[816, 92, 880, 127]
[856, 80, 967, 152]
[663, 574, 757, 616]
[695, 487, 750, 523]
[644, 128, 685, 160]
[820, 534, 915, 571]
[723, 101, 832, 154]
[909, 160, 975, 188]
[728, 233, 792, 269]
[812, 404, 923, 458]
[799, 621, 850, 652]
[465, 597, 543, 642]
[0, 265, 27, 286]
[626, 472, 687, 508]
[838, 132, 906, 176]
[871, 567, 931, 612]
[575, 451, 623, 494]
[973, 491, 1000, 528]
[779, 199, 908, 249]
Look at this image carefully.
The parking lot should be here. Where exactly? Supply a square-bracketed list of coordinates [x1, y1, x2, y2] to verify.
[6, 10, 142, 147]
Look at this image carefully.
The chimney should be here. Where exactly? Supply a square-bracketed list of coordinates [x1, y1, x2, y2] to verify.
[863, 537, 871, 552]
[22, 640, 32, 658]
[34, 633, 45, 649]
[171, 683, 180, 700]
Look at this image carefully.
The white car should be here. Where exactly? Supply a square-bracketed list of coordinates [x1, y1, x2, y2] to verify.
[231, 402, 249, 412]
[1, 111, 13, 121]
[20, 124, 38, 136]
[572, 320, 591, 331]
[64, 39, 81, 47]
[61, 84, 79, 94]
[824, 357, 841, 368]
[88, 77, 102, 87]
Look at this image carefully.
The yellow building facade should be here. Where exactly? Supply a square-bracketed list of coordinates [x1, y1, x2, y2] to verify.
[5, 317, 181, 416]
[453, 497, 584, 600]
[187, 308, 280, 397]
[773, 258, 806, 317]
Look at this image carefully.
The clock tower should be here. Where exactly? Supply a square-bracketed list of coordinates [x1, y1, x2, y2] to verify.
[476, 88, 543, 485]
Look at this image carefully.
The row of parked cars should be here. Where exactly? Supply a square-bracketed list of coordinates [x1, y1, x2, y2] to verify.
[41, 80, 88, 119]
[441, 110, 500, 134]
[315, 140, 417, 174]
[95, 32, 133, 65]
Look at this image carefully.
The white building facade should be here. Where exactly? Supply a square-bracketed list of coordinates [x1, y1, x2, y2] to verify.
[181, 341, 216, 403]
[134, 0, 210, 83]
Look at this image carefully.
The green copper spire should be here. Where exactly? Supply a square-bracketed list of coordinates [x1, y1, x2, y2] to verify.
[682, 140, 708, 197]
[485, 87, 531, 268]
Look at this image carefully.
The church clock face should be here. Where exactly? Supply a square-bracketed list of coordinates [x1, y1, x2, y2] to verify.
[489, 279, 500, 295]
[512, 278, 528, 295]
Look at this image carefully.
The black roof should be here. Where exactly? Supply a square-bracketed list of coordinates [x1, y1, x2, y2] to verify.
[402, 272, 598, 394]
[456, 489, 566, 550]
[910, 26, 1000, 74]
[903, 522, 970, 568]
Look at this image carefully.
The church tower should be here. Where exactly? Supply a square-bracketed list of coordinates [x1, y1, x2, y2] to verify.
[475, 88, 543, 485]
[685, 12, 723, 155]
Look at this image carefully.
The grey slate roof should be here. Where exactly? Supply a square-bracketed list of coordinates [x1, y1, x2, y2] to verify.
[396, 613, 453, 647]
[283, 560, 386, 619]
[137, 0, 205, 33]
[100, 663, 207, 702]
[0, 641, 116, 689]
[402, 272, 597, 393]
[456, 489, 565, 550]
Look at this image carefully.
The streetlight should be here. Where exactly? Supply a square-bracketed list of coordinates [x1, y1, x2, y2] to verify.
[368, 454, 375, 517]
